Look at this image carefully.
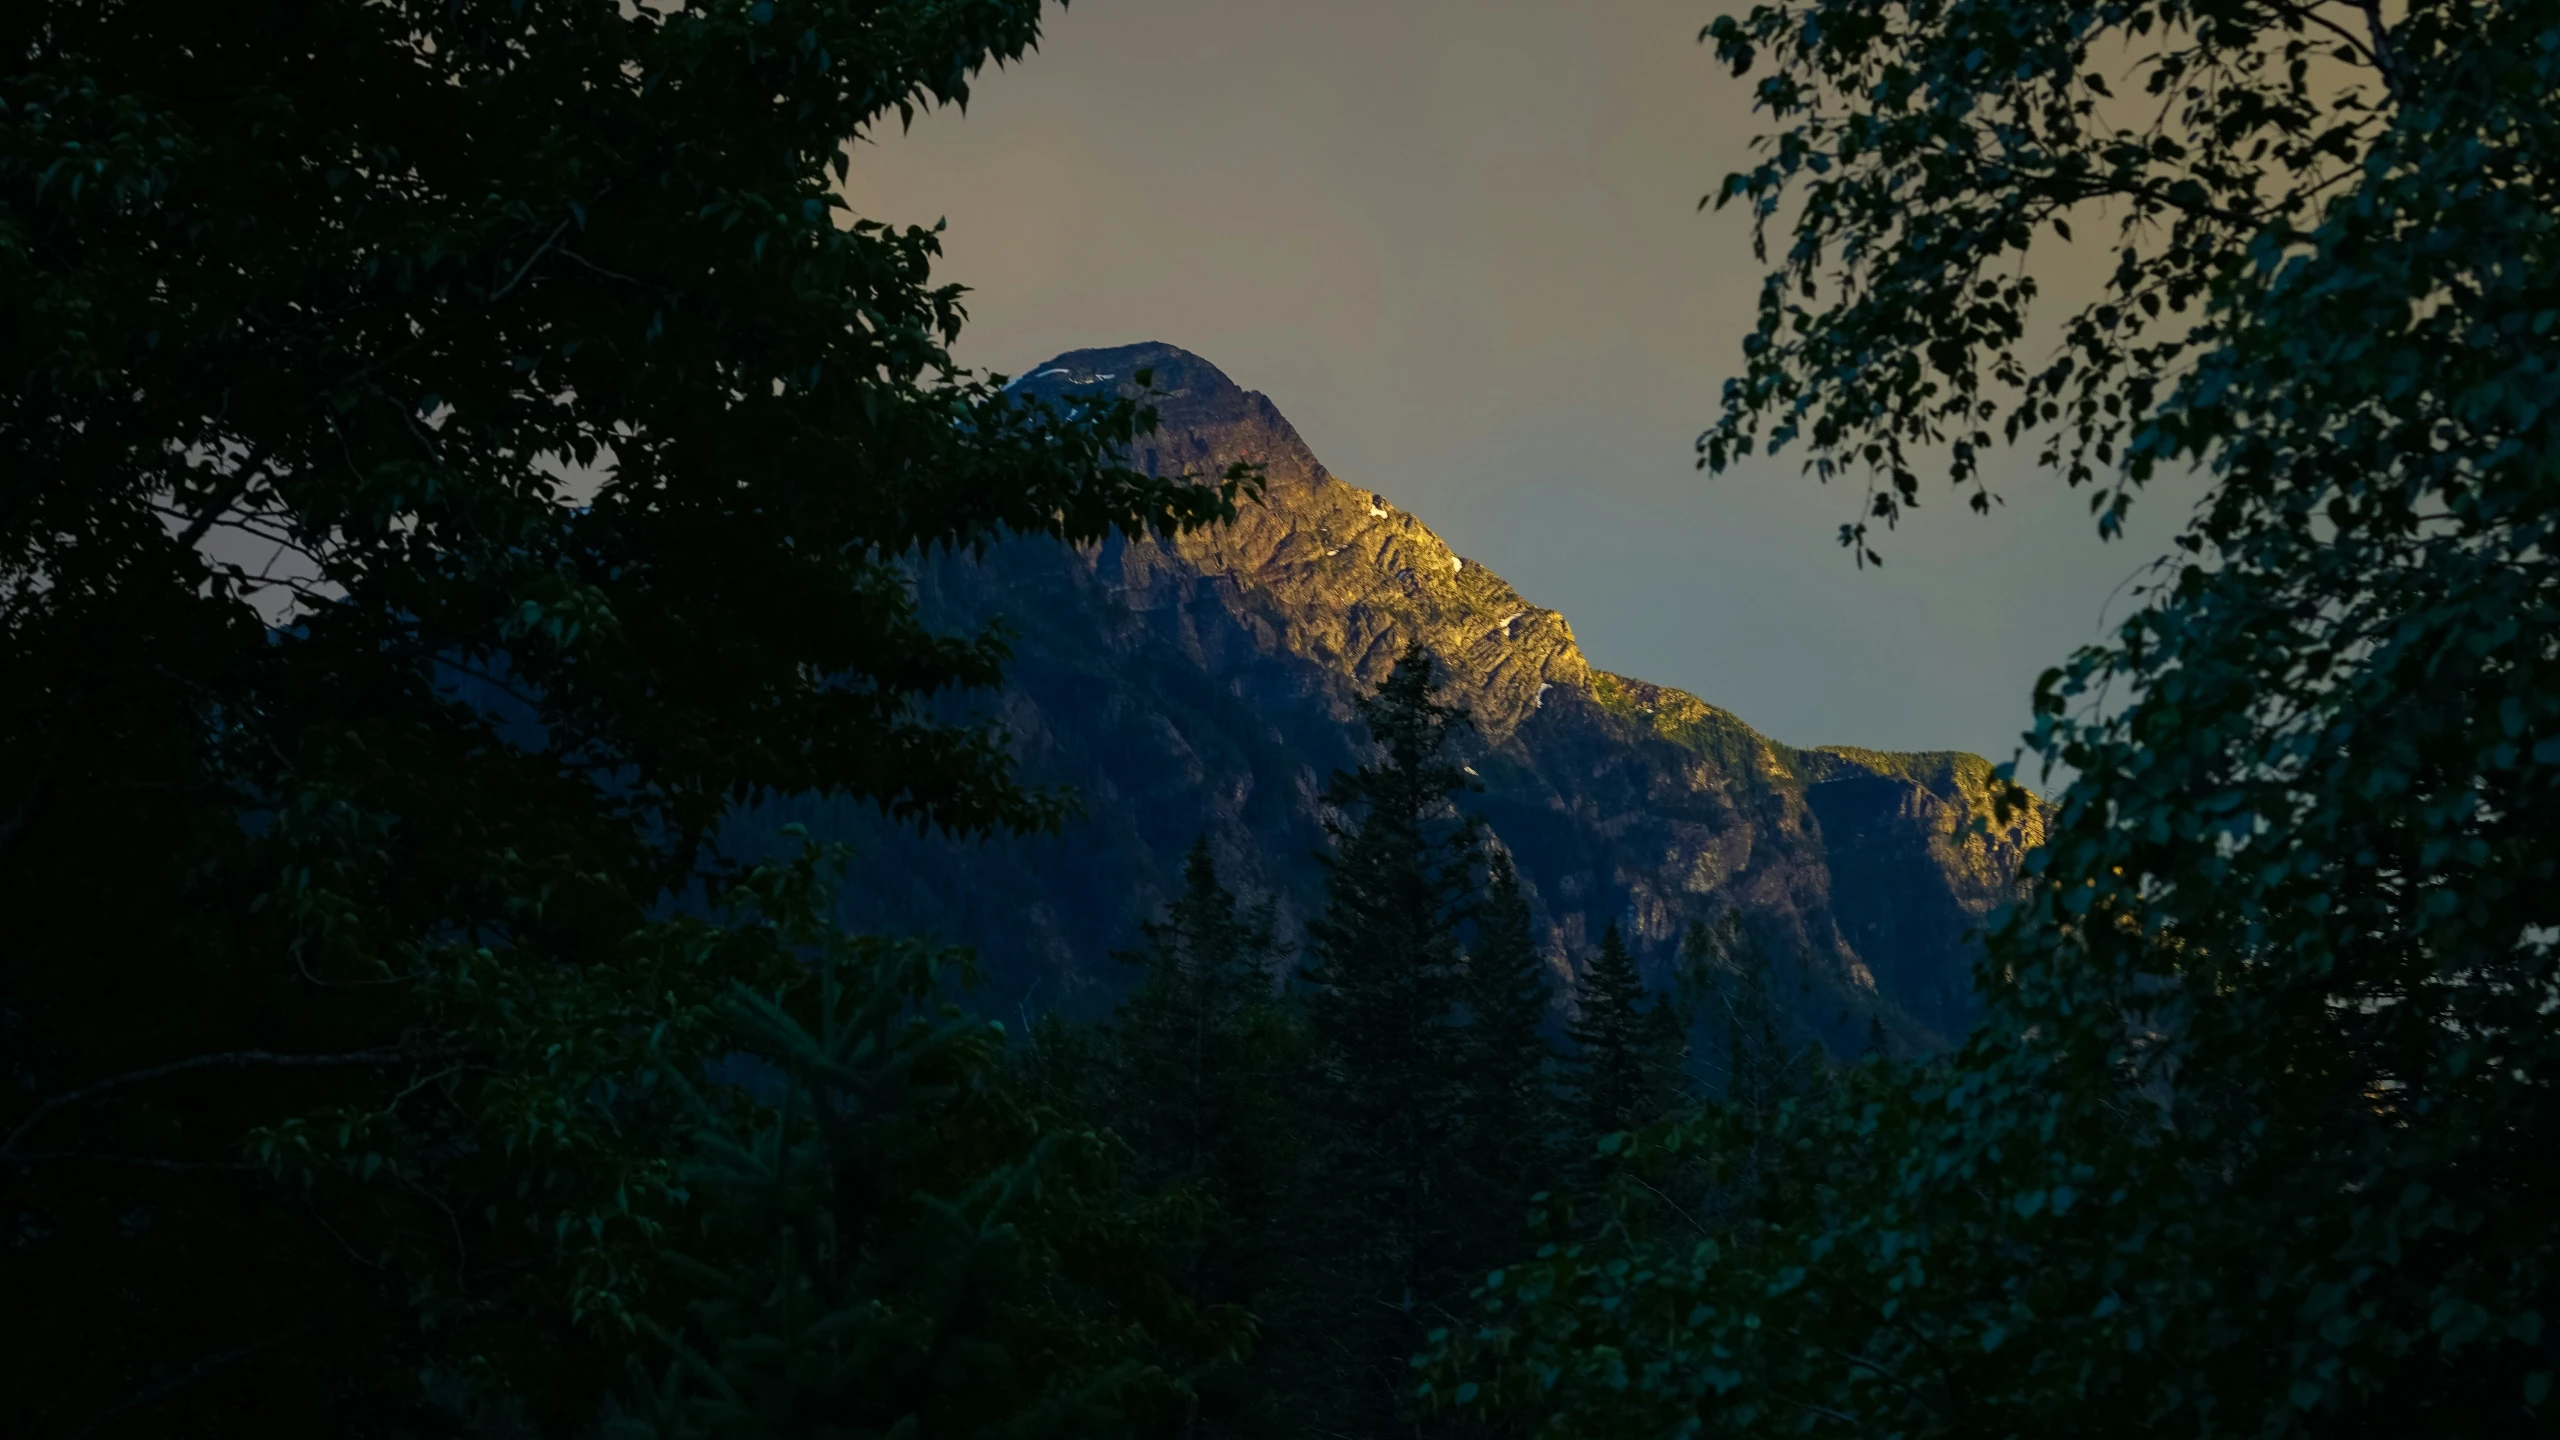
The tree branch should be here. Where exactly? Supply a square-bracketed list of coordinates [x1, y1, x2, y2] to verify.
[172, 464, 270, 555]
[2, 1048, 412, 1163]
[1817, 1341, 1950, 1420]
[2263, 0, 2384, 76]
[1783, 1396, 1863, 1426]
[2354, 0, 2408, 98]
[488, 213, 580, 306]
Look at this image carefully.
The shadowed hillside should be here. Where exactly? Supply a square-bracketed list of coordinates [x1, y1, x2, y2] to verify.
[772, 344, 2043, 1051]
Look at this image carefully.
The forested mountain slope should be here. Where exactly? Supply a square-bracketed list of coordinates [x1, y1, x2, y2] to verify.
[778, 344, 2043, 1051]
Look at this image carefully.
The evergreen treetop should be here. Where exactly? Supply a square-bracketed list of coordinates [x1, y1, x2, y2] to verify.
[1696, 910, 1786, 1118]
[1297, 642, 1485, 1429]
[1112, 836, 1291, 1190]
[1301, 642, 1483, 1112]
[1460, 849, 1562, 1152]
[1093, 837, 1305, 1439]
[1119, 840, 1283, 1063]
[1450, 848, 1564, 1269]
[1564, 922, 1686, 1160]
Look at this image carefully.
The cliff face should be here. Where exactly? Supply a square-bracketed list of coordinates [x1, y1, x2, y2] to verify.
[791, 343, 2043, 1051]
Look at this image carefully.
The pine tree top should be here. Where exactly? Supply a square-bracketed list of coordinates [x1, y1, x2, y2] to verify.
[1305, 644, 1482, 989]
[1568, 922, 1647, 1049]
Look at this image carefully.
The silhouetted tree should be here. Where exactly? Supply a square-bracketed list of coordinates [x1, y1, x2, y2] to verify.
[1114, 839, 1291, 1194]
[608, 862, 1239, 1440]
[1563, 923, 1687, 1179]
[1451, 849, 1562, 1265]
[1107, 838, 1305, 1433]
[1704, 911, 1786, 1120]
[1298, 643, 1482, 1429]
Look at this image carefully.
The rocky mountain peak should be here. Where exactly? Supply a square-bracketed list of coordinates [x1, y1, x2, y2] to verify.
[805, 344, 2045, 1049]
[1016, 344, 1589, 742]
[1016, 341, 1335, 497]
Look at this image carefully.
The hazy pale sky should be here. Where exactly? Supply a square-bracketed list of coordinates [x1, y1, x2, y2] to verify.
[847, 0, 2204, 771]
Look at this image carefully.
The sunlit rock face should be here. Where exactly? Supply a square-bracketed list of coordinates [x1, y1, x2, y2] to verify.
[788, 343, 2044, 1051]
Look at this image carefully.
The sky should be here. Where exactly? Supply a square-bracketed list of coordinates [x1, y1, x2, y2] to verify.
[845, 0, 2208, 774]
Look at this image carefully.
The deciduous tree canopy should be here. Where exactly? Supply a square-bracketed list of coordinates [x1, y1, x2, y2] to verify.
[1439, 2, 2560, 1434]
[1, 2, 1245, 1433]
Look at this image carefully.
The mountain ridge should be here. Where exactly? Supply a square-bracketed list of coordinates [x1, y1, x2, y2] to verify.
[787, 343, 2043, 1051]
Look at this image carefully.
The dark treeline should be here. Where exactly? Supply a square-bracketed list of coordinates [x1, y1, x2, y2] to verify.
[1014, 643, 1781, 1436]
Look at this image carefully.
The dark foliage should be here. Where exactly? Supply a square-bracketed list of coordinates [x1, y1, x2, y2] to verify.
[1290, 643, 1486, 1426]
[1428, 2, 2560, 1436]
[1560, 924, 1683, 1170]
[1451, 850, 1565, 1250]
[0, 2, 1247, 1433]
[1092, 839, 1306, 1437]
[607, 851, 1242, 1440]
[24, 1, 2549, 1437]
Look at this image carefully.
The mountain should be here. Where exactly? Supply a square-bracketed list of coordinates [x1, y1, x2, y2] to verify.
[773, 343, 2044, 1052]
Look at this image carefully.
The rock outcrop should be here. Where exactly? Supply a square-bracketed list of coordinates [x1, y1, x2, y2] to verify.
[781, 343, 2044, 1051]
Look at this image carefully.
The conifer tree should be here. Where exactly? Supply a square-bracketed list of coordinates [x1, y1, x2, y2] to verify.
[1001, 842, 1304, 1439]
[1451, 849, 1562, 1264]
[1641, 978, 1691, 1104]
[1705, 912, 1787, 1121]
[1685, 910, 1794, 1211]
[1297, 643, 1482, 1428]
[610, 865, 1238, 1440]
[1108, 838, 1302, 1361]
[1556, 922, 1679, 1158]
[1113, 837, 1289, 1194]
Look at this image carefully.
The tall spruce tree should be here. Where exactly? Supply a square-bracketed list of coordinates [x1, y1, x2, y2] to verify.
[1702, 912, 1786, 1120]
[606, 852, 1240, 1440]
[1108, 838, 1303, 1408]
[1451, 849, 1562, 1267]
[1113, 838, 1290, 1197]
[1563, 923, 1685, 1172]
[1686, 911, 1797, 1221]
[1298, 643, 1482, 1430]
[1000, 841, 1306, 1440]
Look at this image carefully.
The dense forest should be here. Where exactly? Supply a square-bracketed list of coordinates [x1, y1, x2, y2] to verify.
[5, 2, 2556, 1437]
